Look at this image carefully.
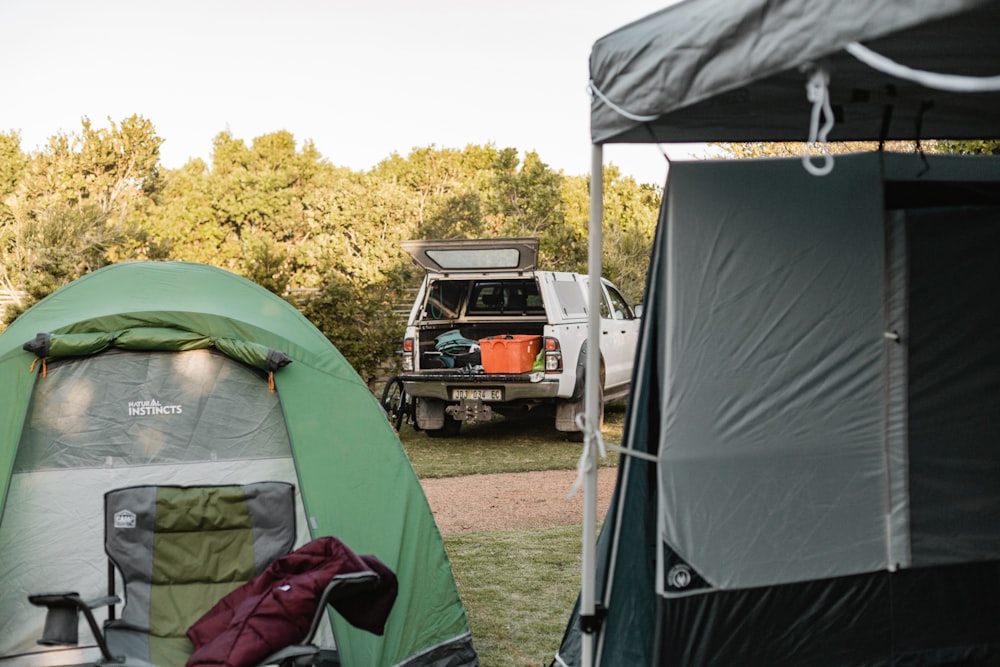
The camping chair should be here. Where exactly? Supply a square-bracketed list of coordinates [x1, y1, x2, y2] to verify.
[28, 482, 384, 667]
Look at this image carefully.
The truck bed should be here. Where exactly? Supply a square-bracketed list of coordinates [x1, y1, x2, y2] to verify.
[414, 322, 545, 371]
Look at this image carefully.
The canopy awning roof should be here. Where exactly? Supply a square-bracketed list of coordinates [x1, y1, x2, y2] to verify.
[589, 0, 1000, 145]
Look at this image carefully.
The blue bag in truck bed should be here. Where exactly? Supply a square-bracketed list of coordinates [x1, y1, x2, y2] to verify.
[433, 330, 482, 367]
[434, 330, 480, 354]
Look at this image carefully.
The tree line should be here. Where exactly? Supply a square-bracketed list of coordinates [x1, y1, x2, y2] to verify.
[0, 115, 662, 382]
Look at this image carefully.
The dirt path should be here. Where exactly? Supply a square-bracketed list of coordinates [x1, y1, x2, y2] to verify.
[420, 467, 617, 535]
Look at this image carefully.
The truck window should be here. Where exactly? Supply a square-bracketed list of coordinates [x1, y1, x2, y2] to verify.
[600, 292, 612, 319]
[552, 279, 587, 317]
[423, 280, 465, 319]
[467, 280, 544, 315]
[605, 284, 635, 320]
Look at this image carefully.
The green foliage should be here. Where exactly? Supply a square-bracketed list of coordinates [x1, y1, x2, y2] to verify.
[556, 175, 592, 274]
[1, 116, 161, 319]
[600, 169, 660, 306]
[487, 149, 571, 267]
[0, 132, 28, 298]
[936, 140, 1000, 155]
[420, 190, 485, 240]
[1, 120, 661, 372]
[141, 158, 225, 262]
[2, 203, 129, 323]
[299, 269, 408, 384]
[16, 116, 162, 219]
[715, 139, 937, 159]
[0, 131, 27, 202]
[241, 232, 291, 295]
[375, 144, 497, 240]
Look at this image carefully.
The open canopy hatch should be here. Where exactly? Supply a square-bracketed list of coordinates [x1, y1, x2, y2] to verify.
[400, 237, 539, 274]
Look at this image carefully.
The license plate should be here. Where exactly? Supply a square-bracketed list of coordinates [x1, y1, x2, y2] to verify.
[451, 388, 503, 401]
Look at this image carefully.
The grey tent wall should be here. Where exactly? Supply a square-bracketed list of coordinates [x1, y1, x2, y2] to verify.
[555, 152, 1000, 667]
[657, 154, 890, 592]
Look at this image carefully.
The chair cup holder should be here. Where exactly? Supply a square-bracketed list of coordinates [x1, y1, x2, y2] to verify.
[28, 594, 81, 646]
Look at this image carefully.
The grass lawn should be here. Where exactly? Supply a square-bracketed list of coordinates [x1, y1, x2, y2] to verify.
[445, 526, 583, 667]
[392, 402, 626, 666]
[398, 403, 625, 478]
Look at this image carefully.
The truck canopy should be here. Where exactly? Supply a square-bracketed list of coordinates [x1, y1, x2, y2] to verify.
[400, 238, 538, 275]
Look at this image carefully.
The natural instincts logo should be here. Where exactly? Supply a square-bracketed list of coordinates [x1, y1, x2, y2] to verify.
[128, 399, 183, 417]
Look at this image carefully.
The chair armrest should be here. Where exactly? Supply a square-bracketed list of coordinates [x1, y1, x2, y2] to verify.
[27, 591, 80, 607]
[301, 571, 381, 644]
[84, 594, 122, 609]
[28, 591, 121, 610]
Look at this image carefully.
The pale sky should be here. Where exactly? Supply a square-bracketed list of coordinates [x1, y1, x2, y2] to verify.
[0, 0, 688, 187]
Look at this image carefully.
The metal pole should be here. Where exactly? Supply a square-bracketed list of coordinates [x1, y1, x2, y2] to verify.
[582, 142, 604, 667]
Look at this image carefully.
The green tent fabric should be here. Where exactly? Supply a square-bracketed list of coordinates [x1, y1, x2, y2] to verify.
[21, 329, 290, 370]
[0, 261, 477, 666]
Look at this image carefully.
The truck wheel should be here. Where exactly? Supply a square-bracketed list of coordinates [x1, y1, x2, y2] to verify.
[380, 376, 410, 432]
[425, 414, 461, 438]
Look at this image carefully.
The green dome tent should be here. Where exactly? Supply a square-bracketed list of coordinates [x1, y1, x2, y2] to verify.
[0, 261, 477, 666]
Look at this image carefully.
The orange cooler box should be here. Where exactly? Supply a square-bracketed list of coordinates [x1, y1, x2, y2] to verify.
[479, 335, 542, 373]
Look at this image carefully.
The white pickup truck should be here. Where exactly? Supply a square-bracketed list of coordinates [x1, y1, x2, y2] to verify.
[384, 237, 640, 438]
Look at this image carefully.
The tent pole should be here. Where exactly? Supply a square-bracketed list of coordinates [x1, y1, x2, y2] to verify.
[582, 142, 604, 667]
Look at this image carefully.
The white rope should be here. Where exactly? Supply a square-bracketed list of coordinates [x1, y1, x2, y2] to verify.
[588, 80, 661, 123]
[802, 66, 835, 176]
[567, 449, 589, 498]
[846, 42, 1000, 93]
[567, 411, 607, 499]
[602, 442, 659, 463]
[566, 412, 661, 498]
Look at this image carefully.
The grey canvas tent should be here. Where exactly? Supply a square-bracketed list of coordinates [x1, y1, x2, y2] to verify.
[588, 0, 1000, 145]
[558, 1, 1000, 665]
[0, 262, 477, 667]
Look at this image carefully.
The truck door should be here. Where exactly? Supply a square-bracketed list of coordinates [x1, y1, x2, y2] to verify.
[600, 282, 640, 389]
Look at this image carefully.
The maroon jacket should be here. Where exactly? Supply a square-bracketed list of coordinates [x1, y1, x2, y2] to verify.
[186, 537, 397, 667]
